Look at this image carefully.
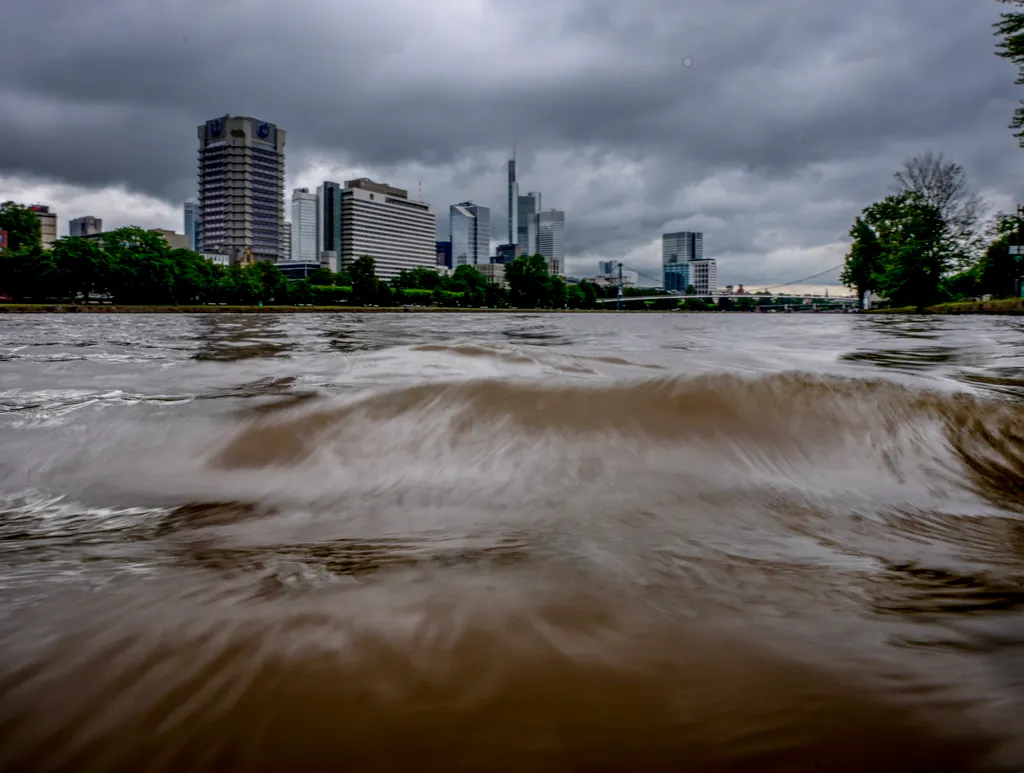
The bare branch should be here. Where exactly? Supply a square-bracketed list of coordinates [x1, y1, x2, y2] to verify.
[891, 152, 984, 265]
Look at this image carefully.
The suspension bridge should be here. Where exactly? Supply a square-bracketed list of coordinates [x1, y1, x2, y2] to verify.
[592, 263, 858, 308]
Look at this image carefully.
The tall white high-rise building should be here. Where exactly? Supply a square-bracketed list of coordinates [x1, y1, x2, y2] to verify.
[450, 202, 490, 266]
[290, 188, 318, 263]
[337, 178, 436, 280]
[537, 209, 565, 276]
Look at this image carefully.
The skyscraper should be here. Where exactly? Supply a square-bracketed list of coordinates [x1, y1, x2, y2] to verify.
[518, 192, 541, 254]
[662, 231, 703, 291]
[507, 155, 518, 247]
[316, 181, 343, 267]
[450, 202, 490, 267]
[69, 216, 102, 237]
[290, 188, 318, 263]
[536, 209, 565, 276]
[197, 115, 286, 262]
[183, 203, 199, 250]
[283, 221, 292, 261]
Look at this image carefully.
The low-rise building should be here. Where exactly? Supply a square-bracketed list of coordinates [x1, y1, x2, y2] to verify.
[275, 261, 322, 279]
[148, 229, 189, 250]
[477, 263, 507, 287]
[585, 275, 634, 288]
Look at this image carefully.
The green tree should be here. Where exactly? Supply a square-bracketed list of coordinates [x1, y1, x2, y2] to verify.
[841, 216, 883, 304]
[0, 247, 55, 300]
[566, 284, 586, 308]
[579, 280, 598, 309]
[996, 0, 1024, 145]
[973, 212, 1024, 298]
[350, 256, 379, 305]
[484, 282, 509, 308]
[866, 192, 952, 308]
[0, 201, 43, 252]
[547, 275, 568, 308]
[290, 279, 314, 305]
[450, 264, 488, 306]
[102, 227, 180, 303]
[250, 260, 289, 303]
[51, 237, 107, 301]
[506, 254, 550, 308]
[170, 249, 218, 304]
[307, 266, 335, 286]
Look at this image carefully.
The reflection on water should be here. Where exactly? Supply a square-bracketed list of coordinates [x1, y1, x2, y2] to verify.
[1, 312, 1024, 771]
[192, 315, 291, 361]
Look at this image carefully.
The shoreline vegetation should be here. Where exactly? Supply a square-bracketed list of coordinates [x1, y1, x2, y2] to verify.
[867, 297, 1024, 315]
[0, 303, 613, 314]
[2, 301, 1021, 314]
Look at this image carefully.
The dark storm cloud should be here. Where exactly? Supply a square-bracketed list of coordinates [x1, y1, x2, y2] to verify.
[0, 0, 1019, 284]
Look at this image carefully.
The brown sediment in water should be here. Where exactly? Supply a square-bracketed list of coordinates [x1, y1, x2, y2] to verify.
[0, 574, 1005, 773]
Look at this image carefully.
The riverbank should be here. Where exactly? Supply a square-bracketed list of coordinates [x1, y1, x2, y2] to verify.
[0, 303, 626, 314]
[868, 297, 1024, 315]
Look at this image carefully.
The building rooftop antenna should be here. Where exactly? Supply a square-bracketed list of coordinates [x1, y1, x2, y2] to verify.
[418, 180, 422, 203]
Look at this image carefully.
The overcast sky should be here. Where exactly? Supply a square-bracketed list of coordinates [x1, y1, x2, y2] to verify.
[1, 0, 1021, 288]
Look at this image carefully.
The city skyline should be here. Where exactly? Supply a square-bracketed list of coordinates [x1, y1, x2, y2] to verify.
[1, 0, 1020, 288]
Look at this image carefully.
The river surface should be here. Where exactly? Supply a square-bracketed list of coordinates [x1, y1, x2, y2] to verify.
[1, 312, 1023, 772]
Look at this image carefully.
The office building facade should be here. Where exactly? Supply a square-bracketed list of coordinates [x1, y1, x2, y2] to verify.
[29, 206, 57, 249]
[518, 192, 540, 254]
[436, 240, 452, 268]
[663, 261, 691, 292]
[337, 178, 436, 280]
[689, 259, 718, 297]
[282, 221, 292, 261]
[662, 231, 703, 264]
[598, 260, 616, 276]
[183, 202, 200, 250]
[477, 262, 507, 287]
[450, 202, 490, 267]
[537, 209, 565, 276]
[316, 181, 343, 266]
[197, 115, 286, 262]
[290, 188, 318, 263]
[662, 231, 704, 291]
[69, 216, 102, 238]
[507, 157, 518, 247]
[495, 243, 520, 264]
